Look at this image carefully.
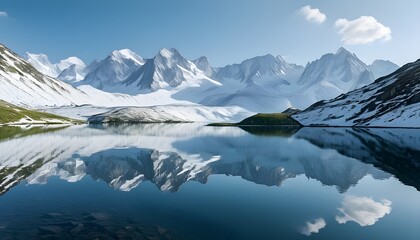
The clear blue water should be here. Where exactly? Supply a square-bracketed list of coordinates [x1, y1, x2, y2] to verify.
[0, 124, 419, 239]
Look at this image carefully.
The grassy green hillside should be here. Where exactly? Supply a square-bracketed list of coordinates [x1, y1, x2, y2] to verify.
[208, 113, 302, 127]
[0, 100, 79, 125]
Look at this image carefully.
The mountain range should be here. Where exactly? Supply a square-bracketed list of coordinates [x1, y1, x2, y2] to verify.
[24, 45, 399, 112]
[3, 42, 419, 126]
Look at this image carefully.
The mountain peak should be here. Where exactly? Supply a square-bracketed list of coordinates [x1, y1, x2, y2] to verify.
[297, 47, 374, 96]
[194, 56, 209, 62]
[369, 59, 400, 79]
[157, 48, 181, 59]
[26, 52, 52, 67]
[371, 59, 397, 66]
[276, 55, 287, 63]
[336, 47, 351, 55]
[123, 48, 196, 92]
[109, 49, 143, 64]
[59, 56, 86, 68]
[193, 56, 214, 77]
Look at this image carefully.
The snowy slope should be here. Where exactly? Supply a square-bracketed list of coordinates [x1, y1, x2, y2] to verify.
[294, 59, 420, 127]
[1, 45, 95, 106]
[87, 105, 252, 123]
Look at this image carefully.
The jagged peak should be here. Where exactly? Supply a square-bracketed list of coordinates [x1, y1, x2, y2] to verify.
[111, 48, 134, 55]
[25, 52, 51, 63]
[240, 54, 278, 66]
[257, 54, 276, 60]
[157, 48, 181, 59]
[336, 47, 351, 55]
[371, 59, 398, 66]
[109, 49, 143, 64]
[276, 55, 287, 63]
[194, 56, 209, 63]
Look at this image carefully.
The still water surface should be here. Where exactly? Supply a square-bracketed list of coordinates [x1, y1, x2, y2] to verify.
[0, 124, 419, 239]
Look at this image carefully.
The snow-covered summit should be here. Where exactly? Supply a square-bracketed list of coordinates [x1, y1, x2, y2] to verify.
[78, 49, 145, 90]
[109, 48, 144, 65]
[289, 47, 375, 108]
[123, 48, 213, 92]
[298, 47, 373, 88]
[215, 54, 304, 84]
[193, 56, 214, 77]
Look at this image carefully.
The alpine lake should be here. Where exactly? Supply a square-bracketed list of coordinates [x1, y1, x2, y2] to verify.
[0, 123, 419, 240]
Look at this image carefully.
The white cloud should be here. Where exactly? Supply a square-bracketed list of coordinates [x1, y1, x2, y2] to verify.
[336, 196, 392, 227]
[300, 218, 326, 236]
[335, 16, 392, 45]
[299, 5, 326, 24]
[0, 11, 7, 17]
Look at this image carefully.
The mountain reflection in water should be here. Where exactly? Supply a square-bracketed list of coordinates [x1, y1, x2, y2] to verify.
[0, 124, 419, 240]
[1, 124, 419, 194]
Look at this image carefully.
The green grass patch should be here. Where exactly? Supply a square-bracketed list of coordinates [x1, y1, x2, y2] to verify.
[0, 100, 81, 124]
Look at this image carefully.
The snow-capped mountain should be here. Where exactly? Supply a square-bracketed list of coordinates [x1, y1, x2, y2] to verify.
[369, 59, 399, 79]
[58, 59, 105, 84]
[291, 48, 375, 108]
[19, 44, 403, 115]
[26, 52, 86, 78]
[0, 43, 251, 122]
[215, 54, 304, 84]
[199, 54, 305, 112]
[78, 49, 145, 90]
[0, 45, 93, 106]
[199, 48, 398, 112]
[0, 44, 183, 108]
[123, 48, 215, 92]
[294, 59, 420, 127]
[57, 63, 87, 83]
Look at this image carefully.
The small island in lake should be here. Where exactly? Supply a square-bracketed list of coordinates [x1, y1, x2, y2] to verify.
[208, 113, 302, 127]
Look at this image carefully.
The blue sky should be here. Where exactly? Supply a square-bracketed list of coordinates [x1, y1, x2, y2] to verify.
[0, 0, 419, 66]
